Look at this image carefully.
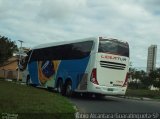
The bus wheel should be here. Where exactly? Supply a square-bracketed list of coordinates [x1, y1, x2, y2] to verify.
[65, 81, 72, 97]
[57, 80, 64, 95]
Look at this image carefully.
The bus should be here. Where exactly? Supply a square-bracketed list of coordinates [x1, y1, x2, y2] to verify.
[21, 37, 129, 97]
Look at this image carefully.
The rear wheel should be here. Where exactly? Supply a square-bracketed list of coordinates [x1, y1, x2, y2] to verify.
[57, 80, 65, 95]
[65, 81, 72, 97]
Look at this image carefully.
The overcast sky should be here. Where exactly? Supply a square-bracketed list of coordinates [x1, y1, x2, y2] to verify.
[0, 0, 160, 69]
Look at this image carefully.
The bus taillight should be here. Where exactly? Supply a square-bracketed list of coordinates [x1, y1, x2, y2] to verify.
[90, 68, 99, 85]
[122, 73, 129, 87]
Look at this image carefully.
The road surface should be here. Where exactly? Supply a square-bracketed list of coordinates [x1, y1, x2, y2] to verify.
[69, 95, 160, 113]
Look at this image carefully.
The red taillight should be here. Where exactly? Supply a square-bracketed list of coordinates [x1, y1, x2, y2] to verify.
[90, 68, 99, 85]
[123, 73, 129, 87]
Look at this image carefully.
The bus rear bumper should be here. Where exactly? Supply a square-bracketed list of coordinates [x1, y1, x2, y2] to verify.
[89, 84, 127, 96]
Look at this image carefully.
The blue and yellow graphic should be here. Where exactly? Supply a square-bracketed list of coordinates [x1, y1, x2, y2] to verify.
[38, 60, 60, 84]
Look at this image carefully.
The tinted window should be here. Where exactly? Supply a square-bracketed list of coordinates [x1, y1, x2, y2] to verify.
[98, 39, 129, 57]
[19, 51, 31, 70]
[30, 41, 93, 62]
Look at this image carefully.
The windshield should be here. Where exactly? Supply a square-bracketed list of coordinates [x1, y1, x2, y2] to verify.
[98, 39, 129, 57]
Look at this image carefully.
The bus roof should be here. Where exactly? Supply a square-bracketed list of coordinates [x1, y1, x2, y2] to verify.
[32, 37, 128, 50]
[32, 37, 97, 50]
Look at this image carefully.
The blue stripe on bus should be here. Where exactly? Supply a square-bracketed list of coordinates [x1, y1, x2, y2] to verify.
[28, 56, 90, 89]
[28, 61, 39, 85]
[56, 56, 90, 90]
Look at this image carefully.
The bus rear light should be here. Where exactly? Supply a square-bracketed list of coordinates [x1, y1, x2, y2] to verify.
[122, 73, 129, 87]
[90, 68, 99, 85]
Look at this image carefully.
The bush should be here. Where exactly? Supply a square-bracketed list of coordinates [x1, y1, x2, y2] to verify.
[128, 82, 149, 89]
[126, 89, 160, 99]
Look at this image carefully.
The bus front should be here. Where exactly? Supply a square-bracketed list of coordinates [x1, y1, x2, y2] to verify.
[90, 37, 129, 96]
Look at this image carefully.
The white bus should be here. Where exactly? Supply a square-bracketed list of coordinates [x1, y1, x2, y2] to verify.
[22, 37, 129, 97]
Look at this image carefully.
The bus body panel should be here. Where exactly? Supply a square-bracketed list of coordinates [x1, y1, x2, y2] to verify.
[91, 53, 129, 95]
[56, 56, 90, 90]
[97, 53, 129, 87]
[28, 56, 90, 90]
[28, 61, 39, 85]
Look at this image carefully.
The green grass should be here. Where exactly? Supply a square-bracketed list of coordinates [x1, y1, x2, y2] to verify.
[126, 88, 160, 99]
[0, 80, 75, 119]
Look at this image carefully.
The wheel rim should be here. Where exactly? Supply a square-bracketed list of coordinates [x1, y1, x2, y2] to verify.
[58, 81, 62, 93]
[66, 84, 72, 96]
[58, 86, 61, 93]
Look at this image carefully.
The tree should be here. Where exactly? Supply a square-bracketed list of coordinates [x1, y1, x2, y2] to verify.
[141, 76, 152, 89]
[129, 68, 149, 89]
[151, 68, 160, 89]
[0, 35, 18, 65]
[129, 66, 160, 89]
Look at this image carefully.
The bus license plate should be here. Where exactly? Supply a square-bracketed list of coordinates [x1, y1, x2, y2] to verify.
[108, 88, 114, 91]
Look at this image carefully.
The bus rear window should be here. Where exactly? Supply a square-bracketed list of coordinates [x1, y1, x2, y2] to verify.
[98, 39, 129, 57]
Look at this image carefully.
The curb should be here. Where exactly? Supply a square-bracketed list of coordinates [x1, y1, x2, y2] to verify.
[120, 96, 160, 102]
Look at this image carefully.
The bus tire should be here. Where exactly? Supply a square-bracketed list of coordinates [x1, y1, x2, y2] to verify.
[65, 81, 72, 97]
[57, 79, 65, 95]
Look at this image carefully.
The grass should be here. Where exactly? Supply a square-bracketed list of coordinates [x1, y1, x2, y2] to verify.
[126, 88, 160, 99]
[0, 80, 75, 119]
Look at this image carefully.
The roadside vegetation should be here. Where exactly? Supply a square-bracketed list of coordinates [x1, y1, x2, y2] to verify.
[126, 89, 160, 99]
[0, 80, 75, 119]
[129, 67, 160, 89]
[127, 67, 160, 100]
[0, 35, 18, 66]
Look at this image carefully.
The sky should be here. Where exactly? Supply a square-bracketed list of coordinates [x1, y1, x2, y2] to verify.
[0, 0, 160, 70]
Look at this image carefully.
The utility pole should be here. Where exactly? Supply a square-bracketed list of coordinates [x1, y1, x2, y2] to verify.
[17, 40, 24, 81]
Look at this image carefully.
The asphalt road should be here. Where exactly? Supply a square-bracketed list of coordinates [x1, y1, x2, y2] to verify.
[69, 95, 160, 113]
